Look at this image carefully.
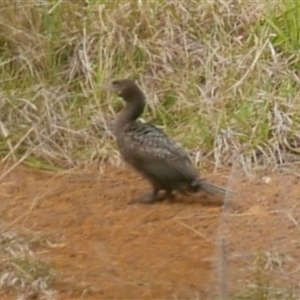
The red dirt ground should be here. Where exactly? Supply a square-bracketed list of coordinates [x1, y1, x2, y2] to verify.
[0, 163, 300, 299]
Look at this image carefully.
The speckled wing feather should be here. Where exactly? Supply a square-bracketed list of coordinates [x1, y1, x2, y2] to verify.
[124, 122, 192, 163]
[117, 121, 199, 189]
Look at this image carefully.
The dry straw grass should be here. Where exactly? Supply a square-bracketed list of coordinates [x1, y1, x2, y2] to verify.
[0, 0, 299, 172]
[1, 1, 300, 298]
[0, 230, 56, 300]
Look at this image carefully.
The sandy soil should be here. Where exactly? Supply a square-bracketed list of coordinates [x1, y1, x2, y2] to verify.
[0, 163, 299, 299]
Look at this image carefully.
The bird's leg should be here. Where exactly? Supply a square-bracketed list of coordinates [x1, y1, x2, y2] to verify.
[161, 189, 174, 200]
[129, 187, 167, 205]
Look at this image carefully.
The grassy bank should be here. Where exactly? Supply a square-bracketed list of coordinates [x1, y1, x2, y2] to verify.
[0, 0, 299, 172]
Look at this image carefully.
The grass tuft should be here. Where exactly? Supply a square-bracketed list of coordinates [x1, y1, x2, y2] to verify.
[0, 0, 299, 173]
[0, 230, 56, 300]
[231, 252, 298, 300]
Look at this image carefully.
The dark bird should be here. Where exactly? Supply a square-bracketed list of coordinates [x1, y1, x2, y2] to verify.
[102, 79, 230, 204]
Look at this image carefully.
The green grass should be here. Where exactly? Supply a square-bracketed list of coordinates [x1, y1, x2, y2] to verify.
[0, 230, 56, 299]
[0, 0, 300, 171]
[231, 252, 298, 300]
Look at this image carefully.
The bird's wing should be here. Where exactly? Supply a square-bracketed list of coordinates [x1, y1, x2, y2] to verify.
[124, 122, 190, 162]
[122, 122, 198, 182]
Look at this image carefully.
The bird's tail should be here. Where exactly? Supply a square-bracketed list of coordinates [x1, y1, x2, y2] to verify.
[191, 179, 231, 196]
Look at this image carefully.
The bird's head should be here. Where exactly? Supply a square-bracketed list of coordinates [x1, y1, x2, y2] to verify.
[102, 79, 143, 102]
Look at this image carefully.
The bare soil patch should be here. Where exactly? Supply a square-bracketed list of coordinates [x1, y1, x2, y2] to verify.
[0, 163, 299, 299]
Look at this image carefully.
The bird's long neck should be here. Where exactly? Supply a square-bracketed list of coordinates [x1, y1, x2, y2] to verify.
[114, 89, 146, 137]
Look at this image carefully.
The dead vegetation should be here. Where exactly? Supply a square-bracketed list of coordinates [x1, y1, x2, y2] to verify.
[0, 0, 300, 299]
[0, 230, 56, 300]
[0, 0, 299, 172]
